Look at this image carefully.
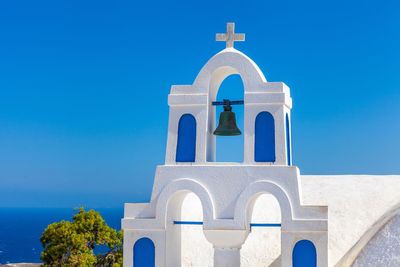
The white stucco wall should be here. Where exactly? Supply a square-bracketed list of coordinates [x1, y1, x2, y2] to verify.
[301, 175, 400, 266]
[178, 175, 400, 267]
[181, 193, 213, 267]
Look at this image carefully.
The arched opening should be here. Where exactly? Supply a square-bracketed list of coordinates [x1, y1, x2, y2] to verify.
[214, 74, 244, 162]
[286, 113, 291, 166]
[292, 240, 317, 267]
[255, 112, 276, 162]
[133, 237, 155, 267]
[241, 194, 282, 266]
[180, 193, 213, 266]
[176, 114, 196, 162]
[165, 191, 213, 266]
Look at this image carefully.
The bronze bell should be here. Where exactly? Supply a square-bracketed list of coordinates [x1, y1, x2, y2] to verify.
[213, 102, 241, 136]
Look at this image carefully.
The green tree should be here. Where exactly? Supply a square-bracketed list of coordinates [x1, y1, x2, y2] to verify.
[40, 208, 123, 267]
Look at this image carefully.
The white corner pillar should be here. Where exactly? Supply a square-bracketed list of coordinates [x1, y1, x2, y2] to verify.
[123, 231, 133, 267]
[204, 229, 248, 267]
[273, 106, 288, 165]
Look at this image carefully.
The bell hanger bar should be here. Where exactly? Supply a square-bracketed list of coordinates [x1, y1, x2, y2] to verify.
[212, 99, 244, 106]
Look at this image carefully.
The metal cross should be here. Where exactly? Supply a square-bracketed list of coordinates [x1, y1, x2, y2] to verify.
[216, 22, 245, 48]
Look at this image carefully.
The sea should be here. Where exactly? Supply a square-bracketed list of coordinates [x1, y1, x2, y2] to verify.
[0, 207, 123, 264]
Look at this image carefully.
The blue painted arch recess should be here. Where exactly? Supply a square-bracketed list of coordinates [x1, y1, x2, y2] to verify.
[255, 111, 276, 162]
[292, 239, 317, 267]
[134, 237, 155, 267]
[176, 114, 196, 162]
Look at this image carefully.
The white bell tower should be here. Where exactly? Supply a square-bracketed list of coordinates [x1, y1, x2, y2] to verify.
[166, 22, 292, 166]
[123, 23, 328, 267]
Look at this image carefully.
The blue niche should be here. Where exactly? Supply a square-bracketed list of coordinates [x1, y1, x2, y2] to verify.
[286, 113, 291, 166]
[292, 240, 317, 267]
[134, 237, 155, 267]
[176, 114, 196, 162]
[255, 112, 276, 162]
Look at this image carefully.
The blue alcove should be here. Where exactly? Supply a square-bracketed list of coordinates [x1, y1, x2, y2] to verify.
[255, 112, 276, 162]
[286, 113, 291, 165]
[292, 239, 317, 267]
[134, 237, 155, 267]
[176, 114, 196, 162]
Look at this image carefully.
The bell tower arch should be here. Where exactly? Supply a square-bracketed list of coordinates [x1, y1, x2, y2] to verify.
[166, 47, 292, 165]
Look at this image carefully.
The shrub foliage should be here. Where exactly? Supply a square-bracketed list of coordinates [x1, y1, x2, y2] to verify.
[40, 208, 122, 266]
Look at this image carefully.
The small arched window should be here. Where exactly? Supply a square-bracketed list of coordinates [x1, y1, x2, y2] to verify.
[292, 239, 317, 267]
[176, 114, 196, 162]
[255, 112, 275, 162]
[134, 237, 155, 267]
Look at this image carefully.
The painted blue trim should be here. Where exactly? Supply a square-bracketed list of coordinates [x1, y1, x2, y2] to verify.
[250, 223, 281, 227]
[134, 237, 155, 267]
[173, 221, 203, 225]
[176, 114, 196, 162]
[173, 221, 281, 228]
[255, 111, 276, 162]
[286, 113, 292, 166]
[292, 239, 317, 267]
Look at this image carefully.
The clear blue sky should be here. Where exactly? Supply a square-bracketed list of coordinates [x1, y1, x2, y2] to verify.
[0, 0, 399, 208]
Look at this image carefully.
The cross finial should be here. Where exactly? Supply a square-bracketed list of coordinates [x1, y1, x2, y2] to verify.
[216, 22, 245, 48]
